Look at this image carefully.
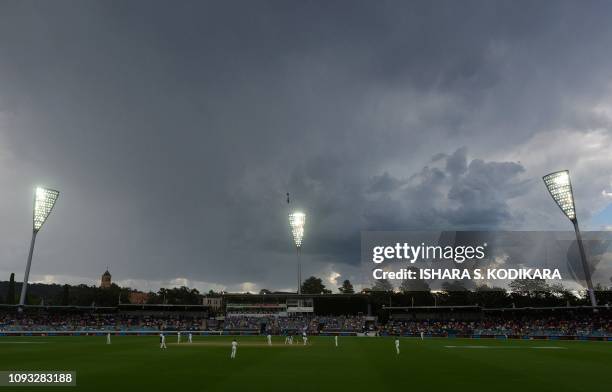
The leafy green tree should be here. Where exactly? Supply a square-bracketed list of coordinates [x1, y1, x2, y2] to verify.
[399, 267, 430, 292]
[61, 284, 70, 305]
[338, 279, 354, 294]
[441, 280, 470, 306]
[372, 279, 393, 292]
[442, 280, 468, 292]
[7, 273, 16, 304]
[472, 285, 509, 307]
[301, 276, 331, 294]
[25, 292, 37, 305]
[509, 278, 549, 293]
[147, 286, 201, 305]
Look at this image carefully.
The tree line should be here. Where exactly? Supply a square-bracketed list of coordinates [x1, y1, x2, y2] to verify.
[2, 272, 611, 308]
[296, 274, 612, 308]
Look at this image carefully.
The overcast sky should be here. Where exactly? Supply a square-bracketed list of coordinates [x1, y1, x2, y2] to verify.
[1, 0, 612, 293]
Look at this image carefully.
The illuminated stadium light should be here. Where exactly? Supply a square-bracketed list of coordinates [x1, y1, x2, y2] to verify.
[289, 211, 305, 248]
[19, 186, 60, 307]
[289, 211, 306, 295]
[34, 187, 60, 231]
[543, 171, 597, 307]
[543, 170, 576, 221]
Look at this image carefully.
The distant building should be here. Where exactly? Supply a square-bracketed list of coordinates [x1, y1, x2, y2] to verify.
[128, 291, 150, 304]
[100, 270, 112, 289]
[203, 296, 222, 310]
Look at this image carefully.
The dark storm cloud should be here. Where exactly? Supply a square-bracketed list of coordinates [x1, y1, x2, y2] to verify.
[445, 147, 468, 178]
[367, 173, 405, 194]
[446, 159, 527, 225]
[361, 148, 529, 232]
[1, 0, 612, 291]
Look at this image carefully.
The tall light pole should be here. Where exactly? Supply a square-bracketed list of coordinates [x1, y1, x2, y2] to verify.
[543, 170, 597, 307]
[289, 211, 305, 295]
[19, 186, 59, 307]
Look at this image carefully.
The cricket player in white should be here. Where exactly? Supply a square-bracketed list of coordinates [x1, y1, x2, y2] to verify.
[106, 333, 111, 345]
[267, 334, 272, 345]
[160, 333, 167, 349]
[335, 335, 338, 347]
[284, 334, 289, 344]
[177, 331, 181, 344]
[188, 333, 193, 343]
[302, 332, 308, 345]
[420, 331, 424, 340]
[395, 338, 400, 355]
[230, 339, 238, 359]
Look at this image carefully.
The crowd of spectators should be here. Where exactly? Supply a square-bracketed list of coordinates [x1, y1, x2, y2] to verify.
[0, 313, 208, 332]
[1, 311, 610, 337]
[380, 315, 612, 337]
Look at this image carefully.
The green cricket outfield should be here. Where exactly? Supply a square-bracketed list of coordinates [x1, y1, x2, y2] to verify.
[0, 335, 610, 391]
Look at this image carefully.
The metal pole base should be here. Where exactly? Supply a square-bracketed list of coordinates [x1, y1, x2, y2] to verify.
[19, 230, 38, 307]
[573, 220, 597, 307]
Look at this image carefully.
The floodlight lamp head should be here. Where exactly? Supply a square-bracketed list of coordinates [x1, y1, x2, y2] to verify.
[543, 170, 576, 221]
[33, 186, 59, 231]
[289, 211, 306, 248]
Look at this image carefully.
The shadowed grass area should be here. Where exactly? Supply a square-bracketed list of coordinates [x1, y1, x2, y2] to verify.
[0, 336, 610, 391]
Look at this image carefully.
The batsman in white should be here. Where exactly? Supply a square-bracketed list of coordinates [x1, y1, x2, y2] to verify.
[230, 339, 238, 359]
[160, 333, 167, 349]
[395, 337, 400, 355]
[267, 334, 272, 345]
[106, 332, 111, 345]
[188, 333, 193, 343]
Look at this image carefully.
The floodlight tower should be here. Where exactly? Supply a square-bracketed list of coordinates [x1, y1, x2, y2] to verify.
[19, 187, 60, 307]
[543, 170, 597, 307]
[289, 212, 305, 294]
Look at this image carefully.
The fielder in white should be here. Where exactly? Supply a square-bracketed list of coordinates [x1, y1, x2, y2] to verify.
[106, 333, 111, 345]
[302, 331, 308, 345]
[335, 335, 338, 347]
[188, 333, 193, 343]
[267, 334, 272, 345]
[420, 331, 424, 340]
[395, 337, 400, 355]
[230, 339, 238, 359]
[160, 333, 167, 349]
[177, 331, 181, 344]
